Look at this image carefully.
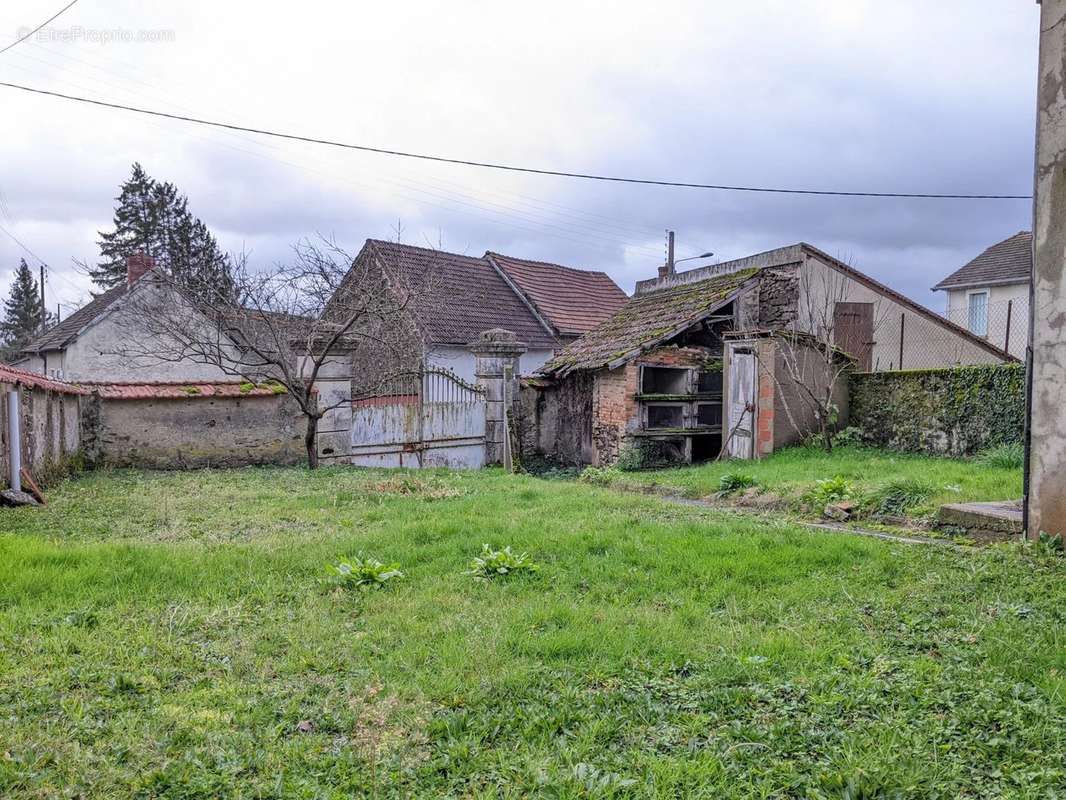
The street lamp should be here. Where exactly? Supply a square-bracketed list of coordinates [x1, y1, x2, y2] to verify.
[674, 251, 714, 265]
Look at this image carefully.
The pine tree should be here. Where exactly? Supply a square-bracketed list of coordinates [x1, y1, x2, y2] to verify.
[92, 163, 234, 301]
[1, 259, 46, 360]
[93, 162, 159, 288]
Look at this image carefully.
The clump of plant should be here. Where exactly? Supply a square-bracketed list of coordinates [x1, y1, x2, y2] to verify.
[718, 471, 757, 496]
[578, 466, 620, 486]
[327, 556, 404, 589]
[832, 426, 867, 449]
[804, 475, 854, 506]
[238, 382, 255, 394]
[866, 478, 935, 516]
[976, 442, 1024, 470]
[466, 545, 538, 580]
[1034, 531, 1064, 558]
[615, 441, 648, 472]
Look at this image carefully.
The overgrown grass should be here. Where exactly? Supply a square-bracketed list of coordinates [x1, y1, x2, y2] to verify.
[0, 467, 1062, 798]
[592, 445, 1023, 519]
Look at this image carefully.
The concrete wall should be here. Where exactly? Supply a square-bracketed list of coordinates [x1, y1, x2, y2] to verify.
[86, 393, 305, 469]
[0, 383, 83, 487]
[428, 345, 554, 383]
[944, 282, 1029, 359]
[799, 251, 1008, 370]
[62, 292, 233, 383]
[1027, 0, 1066, 539]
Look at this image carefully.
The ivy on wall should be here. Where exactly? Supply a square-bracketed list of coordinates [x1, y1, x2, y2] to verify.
[849, 364, 1025, 456]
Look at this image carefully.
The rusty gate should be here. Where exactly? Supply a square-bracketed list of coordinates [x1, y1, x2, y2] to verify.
[348, 366, 487, 468]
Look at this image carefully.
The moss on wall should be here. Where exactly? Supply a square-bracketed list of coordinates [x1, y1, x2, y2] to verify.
[849, 364, 1024, 456]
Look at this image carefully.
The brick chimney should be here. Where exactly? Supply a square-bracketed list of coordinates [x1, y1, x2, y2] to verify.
[126, 252, 155, 286]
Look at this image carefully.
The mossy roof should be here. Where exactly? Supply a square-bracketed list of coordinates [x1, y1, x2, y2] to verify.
[540, 268, 758, 375]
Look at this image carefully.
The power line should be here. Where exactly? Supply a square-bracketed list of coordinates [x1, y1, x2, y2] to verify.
[0, 0, 81, 57]
[0, 79, 1033, 201]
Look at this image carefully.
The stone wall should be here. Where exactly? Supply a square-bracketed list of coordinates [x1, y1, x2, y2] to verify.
[517, 372, 594, 466]
[757, 266, 800, 328]
[849, 364, 1024, 456]
[0, 378, 83, 487]
[85, 393, 305, 468]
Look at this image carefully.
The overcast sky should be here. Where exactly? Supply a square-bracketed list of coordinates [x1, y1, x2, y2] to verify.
[0, 0, 1040, 320]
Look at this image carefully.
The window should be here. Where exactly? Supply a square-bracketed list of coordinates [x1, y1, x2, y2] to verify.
[697, 370, 723, 394]
[967, 290, 989, 337]
[646, 404, 684, 429]
[696, 402, 722, 428]
[641, 367, 688, 395]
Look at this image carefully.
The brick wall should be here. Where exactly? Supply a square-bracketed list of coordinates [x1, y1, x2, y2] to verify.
[756, 339, 777, 456]
[591, 365, 638, 465]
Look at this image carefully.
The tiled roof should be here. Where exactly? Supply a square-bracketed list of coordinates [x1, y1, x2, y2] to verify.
[84, 381, 288, 400]
[486, 252, 628, 338]
[0, 362, 89, 394]
[24, 284, 127, 352]
[933, 231, 1032, 291]
[366, 240, 558, 349]
[540, 268, 759, 375]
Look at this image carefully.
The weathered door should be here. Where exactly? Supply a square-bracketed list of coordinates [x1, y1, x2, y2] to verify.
[833, 302, 874, 371]
[348, 367, 487, 468]
[726, 344, 757, 459]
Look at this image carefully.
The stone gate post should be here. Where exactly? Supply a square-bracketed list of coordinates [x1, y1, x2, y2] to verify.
[308, 352, 353, 463]
[469, 329, 526, 467]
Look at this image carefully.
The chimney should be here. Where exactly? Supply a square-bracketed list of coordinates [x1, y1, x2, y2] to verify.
[126, 252, 155, 286]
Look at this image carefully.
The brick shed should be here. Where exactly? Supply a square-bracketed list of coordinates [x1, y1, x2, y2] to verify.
[520, 244, 903, 469]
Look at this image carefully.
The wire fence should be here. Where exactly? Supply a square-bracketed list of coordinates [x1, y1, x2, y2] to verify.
[859, 297, 1026, 372]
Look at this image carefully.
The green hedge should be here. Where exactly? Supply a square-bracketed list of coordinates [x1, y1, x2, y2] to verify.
[849, 364, 1025, 456]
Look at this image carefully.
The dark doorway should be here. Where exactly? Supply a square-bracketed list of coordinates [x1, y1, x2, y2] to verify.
[833, 302, 874, 371]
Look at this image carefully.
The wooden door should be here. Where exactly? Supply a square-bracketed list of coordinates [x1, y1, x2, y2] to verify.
[726, 345, 757, 459]
[833, 302, 874, 371]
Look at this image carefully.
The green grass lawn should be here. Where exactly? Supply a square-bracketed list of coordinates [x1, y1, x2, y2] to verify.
[585, 446, 1024, 520]
[0, 467, 1062, 798]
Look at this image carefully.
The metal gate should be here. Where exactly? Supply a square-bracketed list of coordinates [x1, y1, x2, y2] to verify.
[349, 366, 487, 468]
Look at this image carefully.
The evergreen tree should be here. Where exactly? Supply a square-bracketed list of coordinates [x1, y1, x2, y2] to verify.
[93, 162, 159, 288]
[1, 259, 47, 360]
[92, 163, 234, 301]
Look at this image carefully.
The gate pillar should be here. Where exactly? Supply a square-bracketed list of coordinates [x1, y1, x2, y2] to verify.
[310, 353, 353, 463]
[470, 329, 526, 467]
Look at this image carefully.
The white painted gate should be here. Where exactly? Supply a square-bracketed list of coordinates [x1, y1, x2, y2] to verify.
[726, 343, 758, 459]
[349, 367, 487, 468]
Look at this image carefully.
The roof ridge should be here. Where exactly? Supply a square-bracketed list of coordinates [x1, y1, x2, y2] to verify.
[487, 250, 612, 279]
[367, 238, 483, 262]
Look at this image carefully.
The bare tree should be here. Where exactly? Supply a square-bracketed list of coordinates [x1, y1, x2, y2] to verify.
[112, 238, 428, 468]
[773, 264, 890, 452]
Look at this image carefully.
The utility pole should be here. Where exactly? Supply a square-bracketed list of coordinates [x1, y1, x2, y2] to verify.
[39, 265, 45, 332]
[1025, 0, 1066, 540]
[667, 230, 676, 274]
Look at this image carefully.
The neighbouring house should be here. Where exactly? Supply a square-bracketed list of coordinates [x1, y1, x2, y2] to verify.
[330, 240, 628, 386]
[523, 242, 1013, 466]
[932, 231, 1032, 360]
[17, 254, 234, 383]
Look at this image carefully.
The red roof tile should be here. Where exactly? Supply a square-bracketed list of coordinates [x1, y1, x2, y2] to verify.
[0, 362, 89, 394]
[487, 252, 628, 338]
[365, 240, 559, 349]
[83, 381, 290, 400]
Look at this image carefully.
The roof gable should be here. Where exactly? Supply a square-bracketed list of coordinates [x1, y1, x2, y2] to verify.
[485, 252, 628, 338]
[932, 231, 1032, 291]
[24, 283, 127, 353]
[540, 268, 758, 375]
